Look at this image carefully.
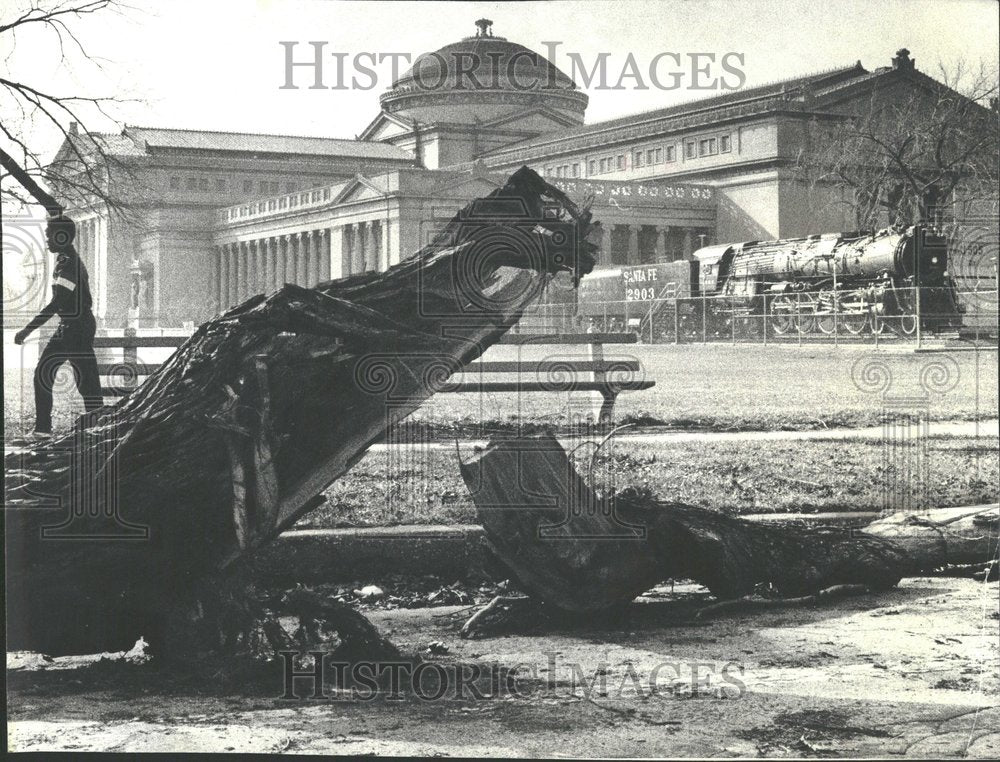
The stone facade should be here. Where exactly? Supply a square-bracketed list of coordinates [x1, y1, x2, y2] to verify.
[52, 24, 989, 330]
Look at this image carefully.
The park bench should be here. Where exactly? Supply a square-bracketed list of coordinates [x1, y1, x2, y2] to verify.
[95, 330, 654, 423]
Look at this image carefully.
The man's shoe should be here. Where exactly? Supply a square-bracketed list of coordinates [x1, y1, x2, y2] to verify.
[29, 429, 52, 441]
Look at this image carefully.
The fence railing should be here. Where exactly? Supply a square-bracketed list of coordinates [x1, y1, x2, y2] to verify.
[536, 286, 999, 347]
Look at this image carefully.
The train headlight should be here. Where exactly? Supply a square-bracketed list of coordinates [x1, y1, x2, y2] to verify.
[931, 257, 939, 264]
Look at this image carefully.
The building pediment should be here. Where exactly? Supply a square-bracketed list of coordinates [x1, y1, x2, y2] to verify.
[333, 174, 390, 204]
[358, 111, 416, 142]
[479, 105, 580, 133]
[421, 164, 506, 199]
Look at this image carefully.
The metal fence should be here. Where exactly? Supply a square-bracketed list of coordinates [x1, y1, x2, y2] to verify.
[525, 286, 999, 348]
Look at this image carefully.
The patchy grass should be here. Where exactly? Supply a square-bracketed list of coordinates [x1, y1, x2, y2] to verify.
[5, 345, 996, 439]
[411, 344, 998, 435]
[305, 435, 999, 529]
[5, 344, 995, 529]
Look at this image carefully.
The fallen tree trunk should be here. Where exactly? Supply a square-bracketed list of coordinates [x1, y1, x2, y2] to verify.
[4, 168, 597, 655]
[459, 434, 999, 611]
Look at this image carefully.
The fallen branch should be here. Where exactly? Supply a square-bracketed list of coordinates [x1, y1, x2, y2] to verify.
[458, 434, 999, 616]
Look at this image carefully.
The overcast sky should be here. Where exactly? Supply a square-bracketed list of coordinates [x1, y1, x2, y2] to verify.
[3, 0, 999, 160]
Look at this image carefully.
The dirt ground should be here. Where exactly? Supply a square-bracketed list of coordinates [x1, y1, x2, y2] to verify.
[7, 576, 999, 757]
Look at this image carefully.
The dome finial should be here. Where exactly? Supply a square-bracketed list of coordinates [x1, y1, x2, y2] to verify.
[474, 18, 493, 38]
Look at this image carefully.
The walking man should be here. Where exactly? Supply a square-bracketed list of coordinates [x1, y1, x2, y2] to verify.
[14, 215, 103, 436]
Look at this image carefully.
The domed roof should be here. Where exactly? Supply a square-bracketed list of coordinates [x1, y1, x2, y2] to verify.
[392, 35, 577, 93]
[379, 20, 587, 122]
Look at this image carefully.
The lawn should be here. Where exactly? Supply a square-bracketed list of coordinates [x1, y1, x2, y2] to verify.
[409, 343, 999, 435]
[5, 343, 996, 531]
[5, 344, 996, 438]
[304, 434, 999, 528]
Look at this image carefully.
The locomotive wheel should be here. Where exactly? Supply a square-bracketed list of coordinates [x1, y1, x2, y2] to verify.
[769, 295, 797, 335]
[881, 315, 917, 336]
[840, 313, 868, 334]
[815, 313, 835, 335]
[793, 295, 817, 334]
[897, 315, 918, 336]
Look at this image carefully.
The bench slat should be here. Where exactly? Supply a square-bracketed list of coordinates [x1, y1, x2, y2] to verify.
[97, 363, 160, 375]
[496, 332, 637, 345]
[463, 360, 640, 374]
[440, 380, 655, 393]
[92, 336, 187, 348]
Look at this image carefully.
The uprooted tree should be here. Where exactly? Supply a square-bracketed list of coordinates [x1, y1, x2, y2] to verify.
[4, 166, 599, 656]
[459, 434, 999, 622]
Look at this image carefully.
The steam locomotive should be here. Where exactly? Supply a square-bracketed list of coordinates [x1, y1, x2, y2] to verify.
[571, 225, 962, 339]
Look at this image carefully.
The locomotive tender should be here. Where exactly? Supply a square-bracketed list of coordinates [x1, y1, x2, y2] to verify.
[575, 225, 961, 338]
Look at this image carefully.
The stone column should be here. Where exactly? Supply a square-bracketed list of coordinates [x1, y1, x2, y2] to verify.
[627, 225, 639, 266]
[234, 242, 246, 302]
[269, 238, 278, 290]
[260, 238, 272, 294]
[274, 237, 286, 289]
[340, 225, 352, 277]
[227, 244, 238, 307]
[682, 229, 694, 258]
[284, 234, 297, 284]
[217, 247, 227, 312]
[656, 226, 669, 263]
[357, 222, 370, 273]
[248, 240, 264, 296]
[600, 224, 612, 267]
[312, 231, 326, 283]
[210, 247, 220, 314]
[328, 227, 342, 280]
[370, 220, 383, 272]
[383, 219, 395, 268]
[219, 244, 229, 308]
[295, 230, 313, 287]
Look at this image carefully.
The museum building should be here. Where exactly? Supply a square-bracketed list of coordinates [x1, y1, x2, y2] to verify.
[54, 20, 950, 329]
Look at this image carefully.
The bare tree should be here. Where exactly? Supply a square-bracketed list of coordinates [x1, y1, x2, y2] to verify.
[797, 57, 999, 231]
[0, 0, 138, 217]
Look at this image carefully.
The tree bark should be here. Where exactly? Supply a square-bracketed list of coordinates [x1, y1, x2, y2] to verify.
[459, 434, 998, 611]
[4, 168, 598, 655]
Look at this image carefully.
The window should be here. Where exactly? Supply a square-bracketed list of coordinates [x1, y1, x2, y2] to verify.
[699, 138, 718, 157]
[186, 177, 198, 190]
[269, 181, 279, 193]
[634, 151, 644, 168]
[651, 148, 661, 163]
[286, 183, 297, 193]
[616, 155, 625, 170]
[599, 158, 607, 173]
[198, 178, 209, 191]
[720, 135, 732, 153]
[684, 141, 696, 160]
[572, 163, 580, 178]
[243, 180, 253, 193]
[588, 160, 596, 175]
[169, 176, 180, 190]
[545, 166, 553, 177]
[215, 178, 226, 191]
[665, 145, 676, 162]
